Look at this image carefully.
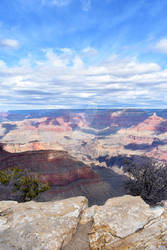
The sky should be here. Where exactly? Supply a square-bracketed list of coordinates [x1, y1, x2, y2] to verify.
[0, 0, 167, 110]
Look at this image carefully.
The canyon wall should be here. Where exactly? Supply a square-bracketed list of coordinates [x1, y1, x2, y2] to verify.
[0, 148, 126, 205]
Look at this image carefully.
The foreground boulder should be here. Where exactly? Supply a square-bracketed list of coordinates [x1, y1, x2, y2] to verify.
[1, 195, 167, 249]
[0, 196, 88, 250]
[81, 195, 167, 249]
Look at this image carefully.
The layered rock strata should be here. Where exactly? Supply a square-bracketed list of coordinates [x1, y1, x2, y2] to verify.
[0, 149, 99, 186]
[1, 111, 167, 163]
[0, 148, 124, 206]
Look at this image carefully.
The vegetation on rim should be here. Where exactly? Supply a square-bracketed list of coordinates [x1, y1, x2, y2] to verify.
[0, 167, 50, 202]
[124, 157, 167, 205]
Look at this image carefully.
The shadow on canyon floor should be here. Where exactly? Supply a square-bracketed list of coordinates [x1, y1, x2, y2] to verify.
[35, 165, 129, 206]
[0, 123, 17, 139]
[0, 167, 129, 206]
[124, 138, 167, 151]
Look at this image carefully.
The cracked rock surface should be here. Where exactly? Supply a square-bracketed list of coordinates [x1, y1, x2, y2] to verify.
[0, 195, 167, 249]
[81, 195, 167, 249]
[0, 197, 88, 250]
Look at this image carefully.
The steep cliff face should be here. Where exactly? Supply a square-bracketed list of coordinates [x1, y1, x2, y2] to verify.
[109, 110, 148, 128]
[131, 112, 167, 133]
[0, 149, 99, 186]
[0, 148, 125, 205]
[0, 195, 167, 250]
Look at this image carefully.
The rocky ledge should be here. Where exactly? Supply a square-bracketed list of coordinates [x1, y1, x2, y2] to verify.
[0, 195, 167, 249]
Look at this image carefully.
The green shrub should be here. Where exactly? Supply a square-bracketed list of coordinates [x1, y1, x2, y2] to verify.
[0, 167, 50, 202]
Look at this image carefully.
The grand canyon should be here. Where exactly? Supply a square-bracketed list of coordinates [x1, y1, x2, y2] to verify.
[1, 109, 167, 205]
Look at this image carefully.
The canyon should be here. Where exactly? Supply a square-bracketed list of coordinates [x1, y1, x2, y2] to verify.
[1, 109, 167, 204]
[1, 109, 167, 248]
[1, 109, 167, 163]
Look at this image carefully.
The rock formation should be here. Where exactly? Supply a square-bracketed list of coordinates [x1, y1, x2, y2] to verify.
[81, 195, 167, 249]
[131, 112, 167, 133]
[0, 147, 127, 205]
[0, 149, 97, 184]
[0, 195, 167, 249]
[0, 197, 88, 250]
[1, 109, 167, 163]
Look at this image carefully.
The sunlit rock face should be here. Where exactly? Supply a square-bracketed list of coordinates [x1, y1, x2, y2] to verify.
[0, 195, 167, 249]
[129, 112, 167, 133]
[3, 141, 63, 153]
[80, 195, 167, 249]
[0, 197, 88, 250]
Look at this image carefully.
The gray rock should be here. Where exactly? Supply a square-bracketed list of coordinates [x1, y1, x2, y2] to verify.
[0, 197, 88, 250]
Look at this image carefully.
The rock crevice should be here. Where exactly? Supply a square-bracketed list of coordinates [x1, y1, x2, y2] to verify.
[0, 195, 167, 249]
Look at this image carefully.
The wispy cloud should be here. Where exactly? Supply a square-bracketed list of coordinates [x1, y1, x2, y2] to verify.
[155, 38, 167, 53]
[42, 0, 71, 6]
[51, 0, 71, 6]
[81, 0, 91, 11]
[82, 47, 98, 56]
[0, 39, 19, 50]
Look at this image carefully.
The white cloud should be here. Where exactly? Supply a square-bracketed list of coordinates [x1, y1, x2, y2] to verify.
[73, 55, 84, 69]
[81, 0, 91, 11]
[155, 38, 167, 53]
[60, 48, 72, 53]
[100, 55, 161, 76]
[0, 39, 19, 49]
[1, 49, 167, 109]
[82, 47, 98, 55]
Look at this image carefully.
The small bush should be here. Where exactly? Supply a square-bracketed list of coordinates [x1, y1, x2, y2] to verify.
[124, 157, 167, 205]
[0, 168, 50, 202]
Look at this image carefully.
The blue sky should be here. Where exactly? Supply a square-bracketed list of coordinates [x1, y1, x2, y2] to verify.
[0, 0, 167, 110]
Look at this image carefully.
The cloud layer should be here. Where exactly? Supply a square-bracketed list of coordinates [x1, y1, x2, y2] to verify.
[0, 48, 167, 110]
